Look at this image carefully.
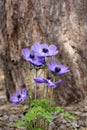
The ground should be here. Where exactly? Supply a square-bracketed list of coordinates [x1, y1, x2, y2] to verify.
[0, 57, 87, 130]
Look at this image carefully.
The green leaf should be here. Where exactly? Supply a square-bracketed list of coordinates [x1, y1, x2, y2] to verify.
[14, 120, 26, 127]
[30, 99, 51, 108]
[24, 106, 45, 121]
[42, 111, 52, 122]
[63, 112, 75, 119]
[55, 106, 75, 120]
[55, 106, 64, 113]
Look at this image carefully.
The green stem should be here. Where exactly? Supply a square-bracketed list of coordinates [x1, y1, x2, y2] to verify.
[51, 88, 53, 103]
[30, 69, 32, 100]
[35, 70, 38, 100]
[43, 67, 46, 99]
[49, 87, 53, 107]
[50, 76, 55, 106]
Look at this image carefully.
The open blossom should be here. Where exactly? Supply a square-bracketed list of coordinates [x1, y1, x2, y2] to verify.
[22, 48, 45, 66]
[10, 88, 28, 105]
[48, 61, 70, 75]
[34, 77, 63, 88]
[31, 42, 58, 57]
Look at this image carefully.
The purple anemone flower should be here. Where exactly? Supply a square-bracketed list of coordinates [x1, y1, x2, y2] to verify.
[34, 77, 63, 88]
[48, 61, 70, 75]
[22, 48, 45, 66]
[10, 88, 28, 105]
[31, 42, 58, 57]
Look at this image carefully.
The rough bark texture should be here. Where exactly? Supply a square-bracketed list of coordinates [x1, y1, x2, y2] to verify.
[0, 0, 87, 105]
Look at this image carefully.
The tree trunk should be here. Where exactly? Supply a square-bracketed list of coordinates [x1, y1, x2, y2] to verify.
[0, 0, 87, 105]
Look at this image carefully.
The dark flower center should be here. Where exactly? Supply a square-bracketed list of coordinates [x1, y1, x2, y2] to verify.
[29, 54, 35, 59]
[47, 76, 51, 80]
[42, 48, 49, 53]
[55, 67, 61, 72]
[17, 94, 21, 99]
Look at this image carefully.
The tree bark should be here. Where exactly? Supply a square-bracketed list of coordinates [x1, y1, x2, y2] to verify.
[0, 0, 87, 105]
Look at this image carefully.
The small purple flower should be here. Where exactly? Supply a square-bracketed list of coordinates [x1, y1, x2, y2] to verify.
[22, 48, 45, 66]
[48, 61, 70, 75]
[31, 42, 58, 57]
[10, 88, 28, 105]
[34, 77, 63, 88]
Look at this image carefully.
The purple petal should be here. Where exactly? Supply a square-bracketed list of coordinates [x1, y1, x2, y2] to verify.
[57, 64, 70, 74]
[41, 78, 56, 88]
[49, 44, 57, 51]
[22, 48, 30, 58]
[46, 81, 56, 88]
[10, 94, 19, 104]
[30, 60, 44, 66]
[50, 61, 57, 68]
[34, 77, 45, 83]
[10, 90, 21, 104]
[21, 97, 27, 102]
[47, 63, 53, 70]
[49, 45, 58, 55]
[31, 42, 41, 52]
[16, 90, 21, 95]
[48, 61, 57, 71]
[49, 84, 56, 88]
[22, 88, 28, 98]
[42, 78, 49, 84]
[54, 79, 64, 85]
[59, 69, 70, 74]
[41, 43, 49, 49]
[22, 88, 28, 95]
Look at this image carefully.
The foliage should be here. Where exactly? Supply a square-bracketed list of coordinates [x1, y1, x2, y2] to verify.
[14, 99, 75, 130]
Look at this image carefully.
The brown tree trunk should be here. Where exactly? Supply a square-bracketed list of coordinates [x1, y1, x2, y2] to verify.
[0, 0, 87, 105]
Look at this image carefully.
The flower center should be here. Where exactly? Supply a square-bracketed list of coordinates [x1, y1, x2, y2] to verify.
[17, 94, 21, 99]
[55, 67, 61, 72]
[29, 54, 34, 59]
[42, 48, 49, 53]
[47, 76, 51, 80]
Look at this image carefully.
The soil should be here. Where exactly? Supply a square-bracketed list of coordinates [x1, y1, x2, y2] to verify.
[0, 57, 87, 130]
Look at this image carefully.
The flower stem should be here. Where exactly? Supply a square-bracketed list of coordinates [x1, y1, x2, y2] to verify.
[50, 76, 55, 106]
[30, 69, 32, 100]
[35, 70, 38, 100]
[43, 67, 46, 98]
[50, 88, 53, 105]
